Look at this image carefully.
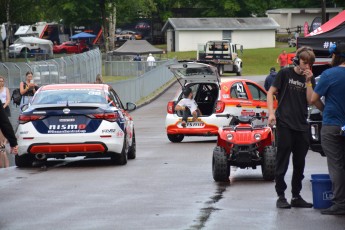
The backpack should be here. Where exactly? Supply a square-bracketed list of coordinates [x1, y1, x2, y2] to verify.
[11, 88, 22, 107]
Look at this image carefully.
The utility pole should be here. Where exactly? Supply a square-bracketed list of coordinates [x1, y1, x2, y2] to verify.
[321, 0, 327, 24]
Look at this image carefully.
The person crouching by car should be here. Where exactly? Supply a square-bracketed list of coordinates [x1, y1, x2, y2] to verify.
[20, 71, 38, 108]
[311, 41, 345, 215]
[175, 87, 202, 128]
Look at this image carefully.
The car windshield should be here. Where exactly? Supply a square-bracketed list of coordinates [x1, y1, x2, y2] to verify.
[208, 42, 229, 51]
[32, 89, 106, 105]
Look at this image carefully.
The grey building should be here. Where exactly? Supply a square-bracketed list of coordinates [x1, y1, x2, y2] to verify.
[162, 17, 280, 52]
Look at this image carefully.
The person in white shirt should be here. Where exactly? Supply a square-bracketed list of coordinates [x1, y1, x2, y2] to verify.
[175, 87, 202, 127]
[147, 53, 156, 70]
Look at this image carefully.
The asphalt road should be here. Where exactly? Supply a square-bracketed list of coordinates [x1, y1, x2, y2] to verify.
[0, 75, 344, 230]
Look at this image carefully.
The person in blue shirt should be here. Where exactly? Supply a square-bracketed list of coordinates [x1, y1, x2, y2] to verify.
[264, 67, 277, 91]
[311, 41, 345, 215]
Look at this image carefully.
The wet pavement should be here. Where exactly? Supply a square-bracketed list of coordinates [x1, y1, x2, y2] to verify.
[1, 77, 344, 229]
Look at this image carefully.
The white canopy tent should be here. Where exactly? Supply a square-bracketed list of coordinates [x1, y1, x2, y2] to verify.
[14, 37, 53, 57]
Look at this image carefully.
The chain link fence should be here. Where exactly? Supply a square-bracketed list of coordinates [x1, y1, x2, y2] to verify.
[3, 49, 176, 128]
[1, 48, 102, 88]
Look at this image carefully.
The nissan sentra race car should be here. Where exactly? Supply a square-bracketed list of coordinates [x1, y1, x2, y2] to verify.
[16, 83, 136, 167]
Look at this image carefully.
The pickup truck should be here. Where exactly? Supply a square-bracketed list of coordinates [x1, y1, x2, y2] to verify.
[8, 43, 40, 58]
[197, 40, 243, 76]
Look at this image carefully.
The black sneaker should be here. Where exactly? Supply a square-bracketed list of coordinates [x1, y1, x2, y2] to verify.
[291, 196, 313, 208]
[276, 196, 291, 209]
[321, 205, 345, 215]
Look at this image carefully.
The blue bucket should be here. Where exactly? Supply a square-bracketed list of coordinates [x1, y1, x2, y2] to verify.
[310, 174, 333, 209]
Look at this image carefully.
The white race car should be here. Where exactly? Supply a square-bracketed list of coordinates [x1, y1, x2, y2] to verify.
[165, 62, 276, 142]
[16, 83, 136, 167]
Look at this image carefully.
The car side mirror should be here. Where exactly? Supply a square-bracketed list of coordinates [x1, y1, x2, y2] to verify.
[126, 102, 136, 111]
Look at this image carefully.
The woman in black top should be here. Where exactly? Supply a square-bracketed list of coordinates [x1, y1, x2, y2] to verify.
[19, 71, 38, 107]
[0, 99, 18, 154]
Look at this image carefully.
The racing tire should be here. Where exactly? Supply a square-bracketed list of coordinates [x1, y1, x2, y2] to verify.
[234, 65, 241, 76]
[20, 48, 29, 58]
[261, 146, 276, 181]
[167, 134, 184, 143]
[111, 137, 128, 165]
[128, 131, 136, 160]
[15, 154, 34, 168]
[212, 146, 230, 182]
[61, 49, 67, 54]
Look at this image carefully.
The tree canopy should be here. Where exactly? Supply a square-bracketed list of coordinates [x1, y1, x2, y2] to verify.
[0, 0, 344, 54]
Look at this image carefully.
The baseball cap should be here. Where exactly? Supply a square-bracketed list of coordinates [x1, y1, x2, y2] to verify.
[270, 67, 276, 72]
[329, 41, 345, 57]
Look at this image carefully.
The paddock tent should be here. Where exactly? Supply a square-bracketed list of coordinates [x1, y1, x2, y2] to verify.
[112, 40, 164, 55]
[297, 10, 345, 57]
[14, 37, 53, 57]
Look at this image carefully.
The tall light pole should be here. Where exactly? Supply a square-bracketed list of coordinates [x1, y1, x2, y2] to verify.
[321, 0, 326, 24]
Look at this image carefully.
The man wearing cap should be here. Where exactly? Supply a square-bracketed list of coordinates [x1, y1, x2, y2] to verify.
[311, 41, 345, 215]
[175, 87, 202, 128]
[264, 67, 277, 91]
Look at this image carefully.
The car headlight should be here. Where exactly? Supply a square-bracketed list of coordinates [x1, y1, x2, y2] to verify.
[254, 133, 261, 140]
[227, 134, 233, 140]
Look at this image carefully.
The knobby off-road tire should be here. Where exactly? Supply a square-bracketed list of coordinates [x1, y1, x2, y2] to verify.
[212, 146, 230, 182]
[261, 146, 276, 181]
[128, 130, 136, 160]
[167, 134, 184, 143]
[15, 154, 34, 168]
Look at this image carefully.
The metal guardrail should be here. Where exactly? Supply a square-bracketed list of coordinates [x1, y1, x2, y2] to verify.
[107, 59, 176, 104]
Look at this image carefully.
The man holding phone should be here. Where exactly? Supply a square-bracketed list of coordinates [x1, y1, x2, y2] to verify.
[267, 46, 316, 209]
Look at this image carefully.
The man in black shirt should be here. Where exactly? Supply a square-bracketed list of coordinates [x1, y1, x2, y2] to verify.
[267, 47, 315, 209]
[0, 99, 18, 154]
